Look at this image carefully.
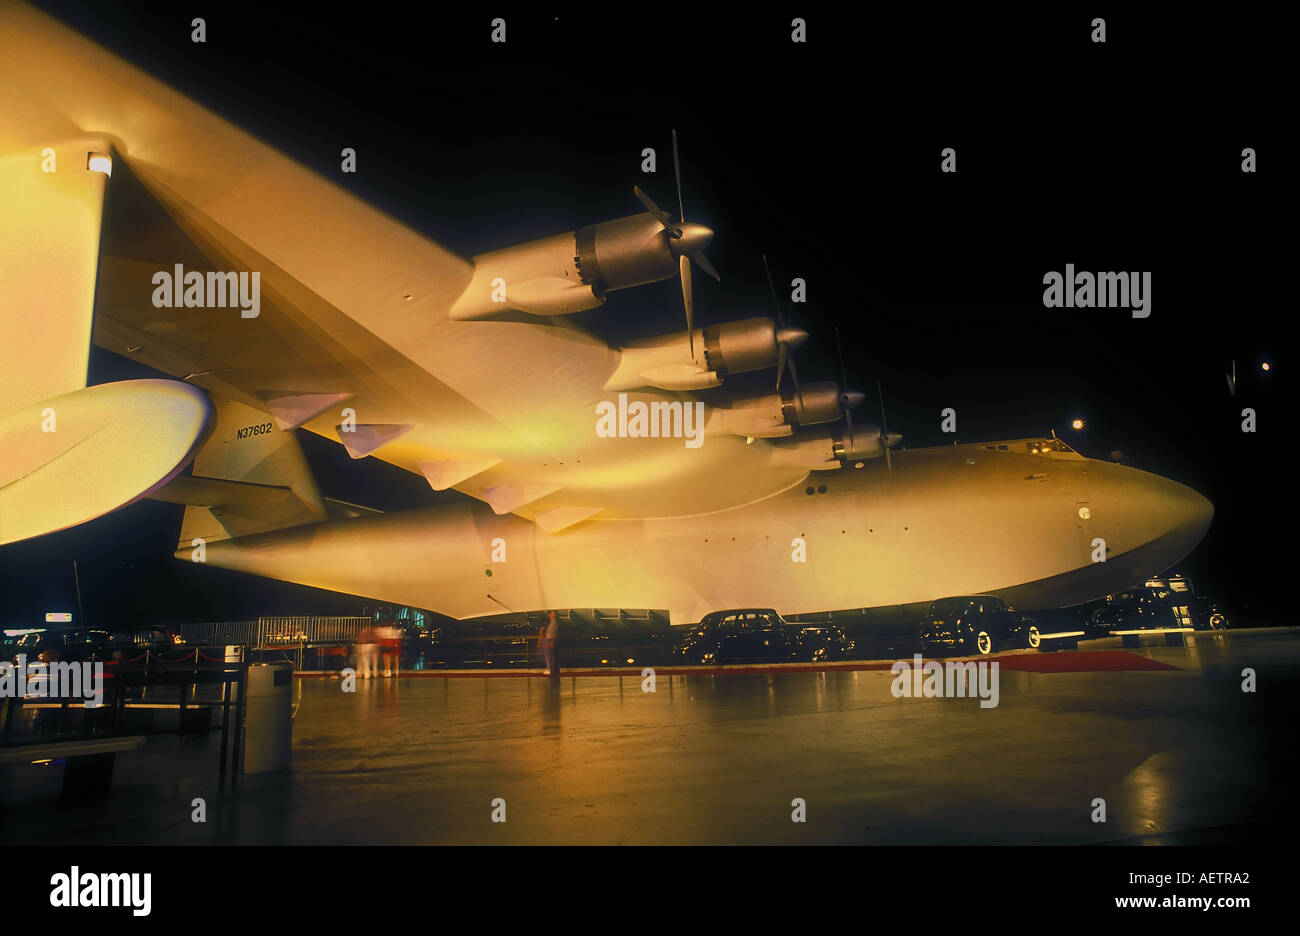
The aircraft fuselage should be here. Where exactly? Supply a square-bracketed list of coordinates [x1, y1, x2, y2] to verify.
[196, 439, 1213, 624]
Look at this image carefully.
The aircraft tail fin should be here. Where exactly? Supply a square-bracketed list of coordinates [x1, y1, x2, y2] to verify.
[151, 394, 329, 545]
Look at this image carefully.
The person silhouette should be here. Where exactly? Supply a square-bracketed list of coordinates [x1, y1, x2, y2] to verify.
[541, 610, 559, 677]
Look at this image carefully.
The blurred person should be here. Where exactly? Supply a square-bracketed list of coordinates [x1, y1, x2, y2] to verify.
[356, 625, 378, 678]
[541, 610, 559, 677]
[378, 624, 401, 677]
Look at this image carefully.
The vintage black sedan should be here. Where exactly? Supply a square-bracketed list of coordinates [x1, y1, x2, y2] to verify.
[675, 609, 854, 665]
[918, 596, 1039, 656]
[1086, 577, 1231, 634]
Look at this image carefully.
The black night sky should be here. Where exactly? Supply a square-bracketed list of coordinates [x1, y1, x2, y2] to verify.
[1, 4, 1287, 629]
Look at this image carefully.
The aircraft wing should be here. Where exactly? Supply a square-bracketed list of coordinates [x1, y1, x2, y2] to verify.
[0, 2, 811, 531]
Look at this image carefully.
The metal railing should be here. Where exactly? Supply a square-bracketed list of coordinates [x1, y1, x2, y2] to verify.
[179, 617, 369, 650]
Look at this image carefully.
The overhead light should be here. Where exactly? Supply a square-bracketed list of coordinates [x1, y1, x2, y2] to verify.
[1071, 418, 1085, 430]
[86, 152, 112, 177]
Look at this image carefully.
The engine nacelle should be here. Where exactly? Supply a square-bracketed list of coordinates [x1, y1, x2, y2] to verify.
[575, 213, 682, 292]
[784, 383, 847, 427]
[605, 317, 794, 392]
[705, 382, 846, 439]
[703, 318, 798, 377]
[767, 426, 890, 470]
[450, 213, 688, 321]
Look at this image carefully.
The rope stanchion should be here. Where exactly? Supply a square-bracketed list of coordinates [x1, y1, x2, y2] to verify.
[150, 652, 200, 663]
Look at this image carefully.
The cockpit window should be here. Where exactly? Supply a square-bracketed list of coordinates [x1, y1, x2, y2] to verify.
[1028, 439, 1075, 455]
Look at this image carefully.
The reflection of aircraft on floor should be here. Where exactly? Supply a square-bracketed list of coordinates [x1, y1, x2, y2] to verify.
[0, 3, 1212, 626]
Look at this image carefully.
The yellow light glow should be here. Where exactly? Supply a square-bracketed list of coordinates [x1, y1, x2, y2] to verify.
[1262, 362, 1270, 371]
[1071, 418, 1085, 430]
[86, 152, 112, 177]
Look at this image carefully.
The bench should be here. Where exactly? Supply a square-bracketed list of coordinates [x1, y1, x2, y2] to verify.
[1110, 627, 1195, 648]
[1036, 630, 1085, 652]
[0, 735, 145, 800]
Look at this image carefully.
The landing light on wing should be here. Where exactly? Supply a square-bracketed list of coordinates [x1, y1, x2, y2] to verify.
[86, 151, 112, 176]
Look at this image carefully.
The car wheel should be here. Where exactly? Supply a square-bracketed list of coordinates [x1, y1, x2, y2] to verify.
[1208, 612, 1229, 630]
[976, 631, 993, 655]
[1026, 625, 1041, 649]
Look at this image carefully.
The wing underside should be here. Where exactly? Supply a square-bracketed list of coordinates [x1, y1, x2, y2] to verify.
[1, 2, 808, 531]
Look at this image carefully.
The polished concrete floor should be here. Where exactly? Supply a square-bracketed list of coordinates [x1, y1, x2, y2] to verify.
[2, 627, 1294, 845]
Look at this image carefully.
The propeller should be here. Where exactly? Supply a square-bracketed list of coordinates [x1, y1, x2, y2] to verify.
[763, 253, 807, 407]
[877, 377, 893, 474]
[834, 327, 866, 448]
[632, 129, 718, 356]
[833, 327, 900, 469]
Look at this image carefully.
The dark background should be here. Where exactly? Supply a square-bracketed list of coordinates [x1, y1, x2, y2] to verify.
[2, 3, 1287, 628]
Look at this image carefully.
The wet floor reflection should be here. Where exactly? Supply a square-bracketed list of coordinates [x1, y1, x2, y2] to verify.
[1, 628, 1295, 845]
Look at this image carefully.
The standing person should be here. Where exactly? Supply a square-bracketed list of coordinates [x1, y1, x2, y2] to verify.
[541, 610, 559, 677]
[378, 624, 400, 677]
[356, 625, 378, 678]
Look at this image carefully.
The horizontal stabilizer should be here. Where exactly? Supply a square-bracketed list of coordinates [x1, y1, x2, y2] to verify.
[153, 474, 323, 542]
[151, 475, 292, 508]
[324, 497, 384, 520]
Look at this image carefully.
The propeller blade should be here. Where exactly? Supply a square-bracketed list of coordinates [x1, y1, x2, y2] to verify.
[876, 377, 889, 437]
[672, 128, 685, 222]
[877, 377, 892, 475]
[633, 185, 675, 231]
[693, 251, 720, 281]
[835, 327, 849, 392]
[763, 254, 784, 327]
[681, 254, 694, 357]
[766, 254, 802, 403]
[835, 328, 853, 451]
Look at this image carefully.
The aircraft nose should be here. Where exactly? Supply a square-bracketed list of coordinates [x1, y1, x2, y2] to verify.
[1094, 462, 1214, 567]
[1146, 474, 1214, 543]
